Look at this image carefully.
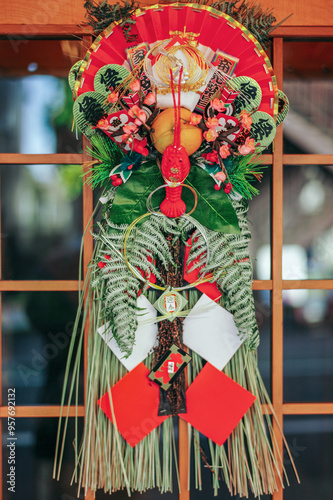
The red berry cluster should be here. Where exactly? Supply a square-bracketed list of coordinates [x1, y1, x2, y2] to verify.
[110, 174, 122, 187]
[224, 182, 232, 194]
[214, 182, 233, 193]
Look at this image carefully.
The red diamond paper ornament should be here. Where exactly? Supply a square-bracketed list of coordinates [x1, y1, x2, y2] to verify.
[179, 363, 256, 446]
[97, 363, 169, 447]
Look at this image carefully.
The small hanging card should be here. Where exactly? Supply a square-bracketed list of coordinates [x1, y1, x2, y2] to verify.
[195, 66, 226, 114]
[194, 49, 238, 114]
[153, 289, 188, 322]
[211, 49, 239, 77]
[148, 344, 192, 391]
[126, 42, 150, 70]
[219, 86, 240, 107]
[126, 42, 152, 96]
[122, 92, 140, 109]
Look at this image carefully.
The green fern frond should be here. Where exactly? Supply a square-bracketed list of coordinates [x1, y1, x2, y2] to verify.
[188, 198, 259, 350]
[91, 214, 183, 356]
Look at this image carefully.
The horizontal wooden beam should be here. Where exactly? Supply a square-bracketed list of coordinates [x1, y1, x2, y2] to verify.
[272, 26, 333, 38]
[0, 154, 83, 165]
[283, 403, 333, 415]
[260, 155, 333, 166]
[284, 155, 333, 165]
[260, 154, 273, 164]
[1, 154, 331, 167]
[252, 280, 273, 290]
[0, 279, 331, 292]
[261, 404, 273, 414]
[0, 280, 271, 292]
[1, 403, 332, 418]
[0, 281, 80, 291]
[0, 404, 272, 418]
[1, 25, 333, 40]
[0, 405, 85, 417]
[282, 280, 333, 290]
[0, 24, 90, 37]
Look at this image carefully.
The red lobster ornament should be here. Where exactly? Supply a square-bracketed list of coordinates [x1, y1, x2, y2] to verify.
[160, 68, 191, 218]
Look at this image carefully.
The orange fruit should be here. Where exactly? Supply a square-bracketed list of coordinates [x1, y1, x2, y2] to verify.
[151, 107, 202, 156]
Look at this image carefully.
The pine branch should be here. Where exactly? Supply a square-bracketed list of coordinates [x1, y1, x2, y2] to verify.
[225, 153, 266, 199]
[84, 133, 125, 189]
[84, 0, 138, 35]
[210, 0, 276, 47]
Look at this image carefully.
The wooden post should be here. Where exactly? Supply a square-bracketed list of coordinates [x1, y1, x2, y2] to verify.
[81, 33, 95, 500]
[272, 37, 284, 500]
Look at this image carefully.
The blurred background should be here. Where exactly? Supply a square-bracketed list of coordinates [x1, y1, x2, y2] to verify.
[0, 36, 332, 499]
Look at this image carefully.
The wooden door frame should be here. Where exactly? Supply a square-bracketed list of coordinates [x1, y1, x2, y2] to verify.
[0, 24, 333, 500]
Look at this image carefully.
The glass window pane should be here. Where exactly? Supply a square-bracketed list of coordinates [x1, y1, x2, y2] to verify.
[2, 291, 82, 405]
[248, 167, 271, 280]
[283, 165, 333, 280]
[188, 433, 271, 500]
[1, 164, 82, 280]
[283, 40, 333, 154]
[254, 290, 271, 396]
[283, 289, 333, 403]
[2, 417, 82, 500]
[0, 40, 83, 154]
[284, 415, 333, 500]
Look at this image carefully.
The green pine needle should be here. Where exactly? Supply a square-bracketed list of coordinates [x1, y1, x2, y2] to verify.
[210, 0, 276, 47]
[85, 133, 125, 189]
[84, 0, 138, 35]
[227, 153, 267, 200]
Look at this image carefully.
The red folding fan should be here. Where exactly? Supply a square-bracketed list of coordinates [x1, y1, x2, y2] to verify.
[74, 2, 278, 118]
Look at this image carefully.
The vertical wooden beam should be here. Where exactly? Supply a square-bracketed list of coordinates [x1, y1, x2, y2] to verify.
[80, 34, 95, 500]
[179, 344, 190, 500]
[272, 37, 284, 500]
[81, 30, 94, 414]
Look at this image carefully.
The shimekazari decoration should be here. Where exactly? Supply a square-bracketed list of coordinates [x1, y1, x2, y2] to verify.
[54, 1, 299, 498]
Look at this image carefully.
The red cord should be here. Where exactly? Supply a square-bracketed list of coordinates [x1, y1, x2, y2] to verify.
[169, 66, 183, 148]
[176, 66, 183, 148]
